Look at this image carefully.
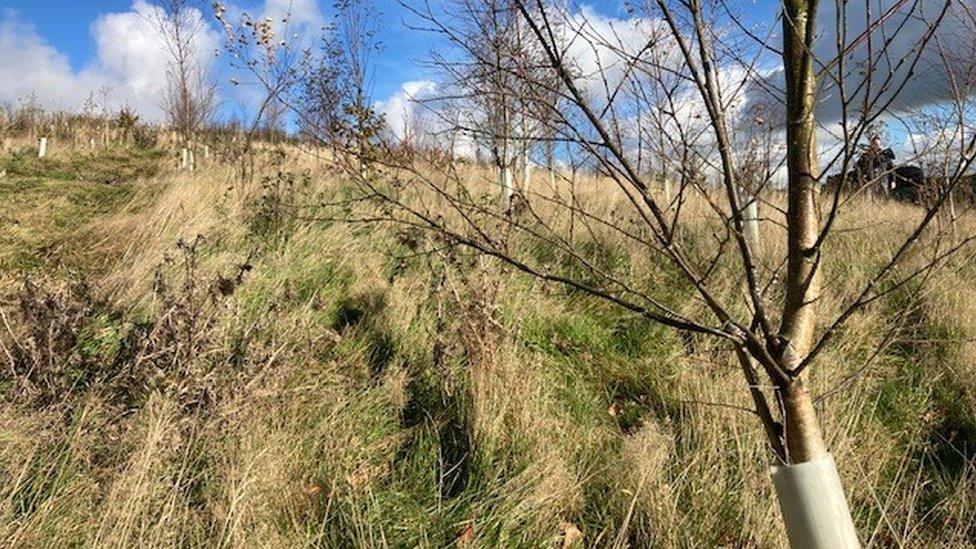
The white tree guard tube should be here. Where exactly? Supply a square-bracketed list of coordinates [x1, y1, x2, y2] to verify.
[771, 454, 860, 549]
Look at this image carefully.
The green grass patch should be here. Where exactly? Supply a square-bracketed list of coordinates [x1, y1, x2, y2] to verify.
[2, 147, 164, 183]
[0, 148, 164, 279]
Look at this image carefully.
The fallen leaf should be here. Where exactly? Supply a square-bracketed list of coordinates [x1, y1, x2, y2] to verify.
[456, 522, 475, 546]
[304, 483, 323, 499]
[346, 468, 370, 490]
[560, 521, 582, 548]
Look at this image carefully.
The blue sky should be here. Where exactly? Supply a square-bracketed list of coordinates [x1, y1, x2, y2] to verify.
[0, 0, 436, 109]
[2, 1, 135, 69]
[0, 0, 957, 162]
[0, 0, 788, 117]
[0, 0, 782, 120]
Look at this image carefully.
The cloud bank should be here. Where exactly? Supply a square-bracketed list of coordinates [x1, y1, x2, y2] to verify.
[0, 1, 220, 121]
[745, 0, 976, 123]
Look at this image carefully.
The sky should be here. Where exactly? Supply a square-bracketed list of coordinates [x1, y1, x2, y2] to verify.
[0, 0, 437, 119]
[0, 0, 778, 117]
[0, 0, 676, 122]
[0, 0, 969, 165]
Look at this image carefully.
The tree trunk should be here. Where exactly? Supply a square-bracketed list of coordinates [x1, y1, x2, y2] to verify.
[744, 198, 760, 251]
[781, 0, 821, 360]
[782, 381, 826, 462]
[547, 142, 556, 189]
[776, 1, 859, 546]
[500, 162, 514, 209]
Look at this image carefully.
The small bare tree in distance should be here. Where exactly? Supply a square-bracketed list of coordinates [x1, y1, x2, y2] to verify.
[149, 0, 218, 144]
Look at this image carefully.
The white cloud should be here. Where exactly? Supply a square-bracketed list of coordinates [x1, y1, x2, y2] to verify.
[90, 1, 221, 119]
[375, 79, 438, 140]
[376, 79, 478, 157]
[0, 1, 221, 121]
[0, 13, 98, 111]
[562, 5, 667, 101]
[260, 0, 325, 32]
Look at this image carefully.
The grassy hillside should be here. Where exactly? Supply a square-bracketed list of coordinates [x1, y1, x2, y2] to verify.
[0, 142, 974, 547]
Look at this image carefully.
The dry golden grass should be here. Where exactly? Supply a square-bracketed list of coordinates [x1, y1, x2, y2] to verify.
[0, 142, 974, 547]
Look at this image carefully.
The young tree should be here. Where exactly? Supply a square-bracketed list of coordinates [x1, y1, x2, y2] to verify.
[334, 0, 975, 545]
[213, 0, 387, 188]
[444, 0, 521, 208]
[149, 0, 218, 144]
[408, 0, 562, 210]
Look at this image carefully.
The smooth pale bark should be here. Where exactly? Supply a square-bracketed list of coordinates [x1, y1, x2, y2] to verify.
[948, 190, 957, 227]
[781, 0, 822, 366]
[782, 381, 827, 462]
[744, 199, 760, 251]
[500, 163, 514, 209]
[780, 0, 826, 463]
[38, 137, 47, 159]
[777, 0, 858, 544]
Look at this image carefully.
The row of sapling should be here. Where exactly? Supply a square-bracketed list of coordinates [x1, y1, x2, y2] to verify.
[1, 1, 219, 167]
[404, 0, 565, 209]
[217, 0, 976, 545]
[0, 95, 155, 153]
